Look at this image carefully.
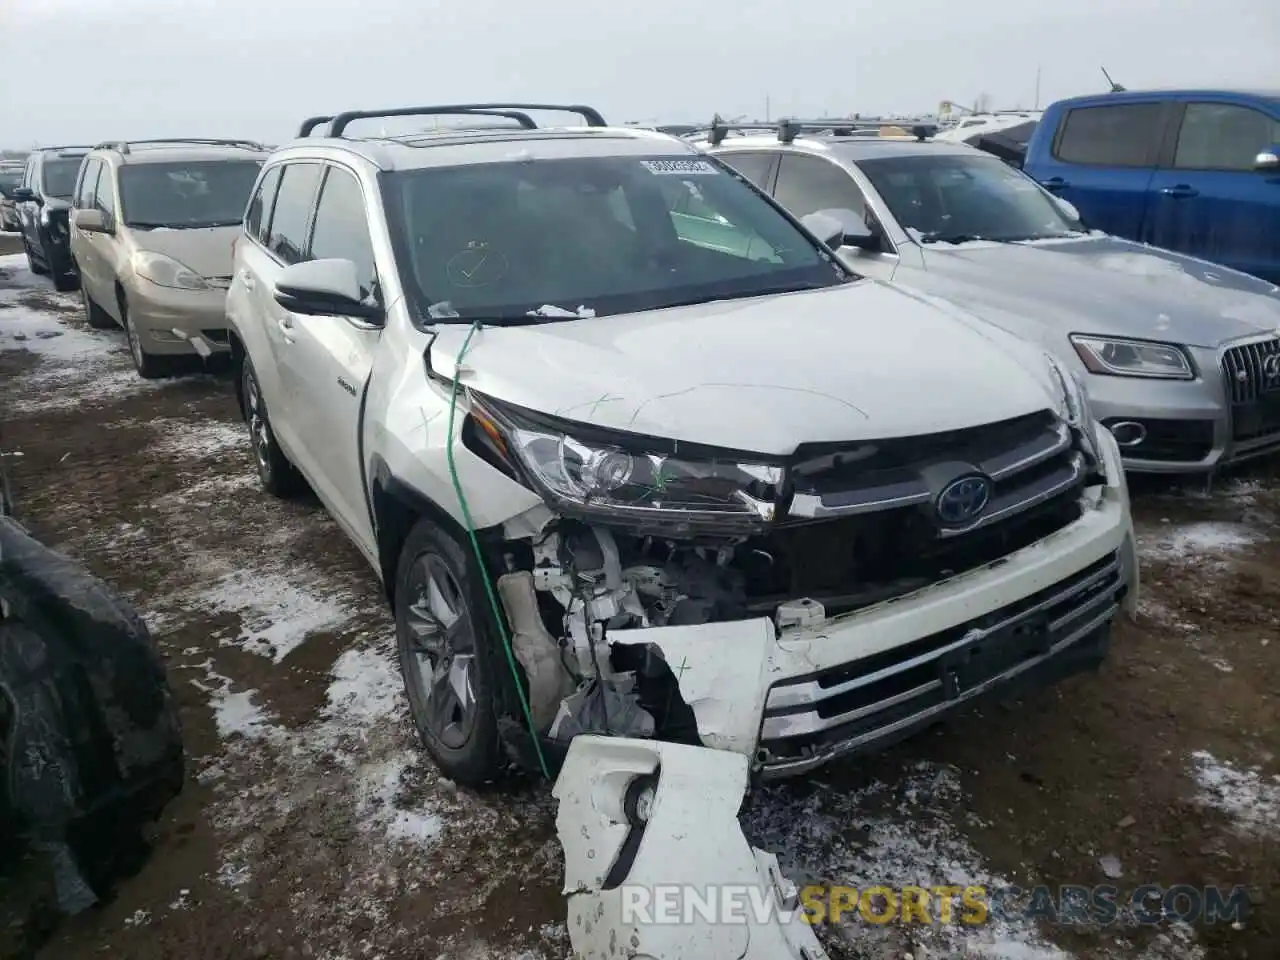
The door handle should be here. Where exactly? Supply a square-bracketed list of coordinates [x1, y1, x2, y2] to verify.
[278, 316, 296, 343]
[1041, 177, 1069, 192]
[1160, 184, 1199, 199]
[240, 270, 255, 291]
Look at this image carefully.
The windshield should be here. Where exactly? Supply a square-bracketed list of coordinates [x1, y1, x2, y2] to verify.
[41, 158, 84, 198]
[858, 153, 1083, 244]
[119, 160, 263, 229]
[0, 171, 20, 195]
[381, 154, 847, 323]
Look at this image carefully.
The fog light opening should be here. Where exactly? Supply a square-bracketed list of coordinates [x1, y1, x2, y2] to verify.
[1109, 420, 1147, 448]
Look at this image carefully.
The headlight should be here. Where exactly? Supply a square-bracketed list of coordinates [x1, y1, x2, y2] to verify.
[132, 251, 209, 290]
[1070, 334, 1194, 380]
[470, 396, 782, 527]
[1045, 353, 1101, 468]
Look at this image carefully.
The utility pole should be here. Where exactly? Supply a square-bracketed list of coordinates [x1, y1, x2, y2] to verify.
[765, 95, 771, 122]
[1034, 66, 1042, 110]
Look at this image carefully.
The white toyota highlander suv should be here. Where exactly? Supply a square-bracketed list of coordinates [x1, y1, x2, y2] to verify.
[226, 102, 1138, 792]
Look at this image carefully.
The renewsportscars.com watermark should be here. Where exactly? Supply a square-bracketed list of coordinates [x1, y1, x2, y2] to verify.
[619, 883, 1252, 927]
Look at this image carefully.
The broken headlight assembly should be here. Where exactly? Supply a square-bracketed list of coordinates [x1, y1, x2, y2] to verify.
[1044, 353, 1104, 476]
[468, 394, 783, 530]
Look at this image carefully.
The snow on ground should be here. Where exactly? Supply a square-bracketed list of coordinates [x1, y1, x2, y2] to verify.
[0, 254, 166, 412]
[746, 763, 1071, 959]
[1188, 751, 1280, 835]
[1136, 521, 1263, 566]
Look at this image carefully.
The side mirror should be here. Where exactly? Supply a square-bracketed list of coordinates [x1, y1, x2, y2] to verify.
[10, 187, 36, 204]
[73, 208, 110, 234]
[801, 208, 879, 252]
[1255, 150, 1280, 172]
[273, 258, 383, 323]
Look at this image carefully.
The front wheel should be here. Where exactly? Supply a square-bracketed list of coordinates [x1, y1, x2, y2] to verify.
[394, 519, 503, 786]
[81, 287, 115, 330]
[120, 298, 172, 379]
[240, 356, 304, 497]
[23, 235, 46, 275]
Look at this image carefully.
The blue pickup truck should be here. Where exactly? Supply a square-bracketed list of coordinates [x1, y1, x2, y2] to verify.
[1023, 89, 1280, 284]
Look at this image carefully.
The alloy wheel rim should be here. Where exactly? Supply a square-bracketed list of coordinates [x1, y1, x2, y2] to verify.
[243, 371, 272, 475]
[126, 316, 144, 368]
[404, 552, 478, 749]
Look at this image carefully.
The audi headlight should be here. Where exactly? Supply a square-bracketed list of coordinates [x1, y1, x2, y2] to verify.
[132, 251, 209, 291]
[1070, 334, 1194, 380]
[470, 396, 782, 528]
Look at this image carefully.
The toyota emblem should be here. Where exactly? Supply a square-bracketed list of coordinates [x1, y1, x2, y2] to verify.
[935, 474, 993, 525]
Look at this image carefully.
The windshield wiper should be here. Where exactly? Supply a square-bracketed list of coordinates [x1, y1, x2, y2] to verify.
[921, 234, 991, 245]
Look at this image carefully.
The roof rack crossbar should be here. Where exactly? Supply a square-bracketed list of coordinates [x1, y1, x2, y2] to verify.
[298, 116, 334, 138]
[93, 138, 266, 155]
[325, 102, 606, 138]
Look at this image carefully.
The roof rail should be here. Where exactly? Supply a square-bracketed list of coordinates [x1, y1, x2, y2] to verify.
[93, 138, 266, 155]
[37, 144, 94, 153]
[298, 108, 540, 139]
[324, 102, 607, 138]
[698, 117, 938, 146]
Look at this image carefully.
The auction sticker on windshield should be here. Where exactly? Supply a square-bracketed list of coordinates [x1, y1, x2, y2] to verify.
[641, 159, 719, 175]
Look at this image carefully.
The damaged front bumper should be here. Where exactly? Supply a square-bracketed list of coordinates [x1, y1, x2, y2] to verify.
[534, 429, 1135, 956]
[587, 426, 1136, 778]
[555, 735, 830, 960]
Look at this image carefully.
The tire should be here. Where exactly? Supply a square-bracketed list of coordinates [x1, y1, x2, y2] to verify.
[52, 269, 79, 293]
[81, 287, 115, 330]
[240, 355, 305, 497]
[23, 236, 47, 275]
[394, 518, 504, 786]
[119, 296, 172, 379]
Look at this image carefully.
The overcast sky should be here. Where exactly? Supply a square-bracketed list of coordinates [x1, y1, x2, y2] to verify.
[2, 0, 1276, 146]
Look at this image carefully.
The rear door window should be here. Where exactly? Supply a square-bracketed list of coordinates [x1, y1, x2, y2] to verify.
[266, 163, 323, 265]
[1053, 103, 1164, 167]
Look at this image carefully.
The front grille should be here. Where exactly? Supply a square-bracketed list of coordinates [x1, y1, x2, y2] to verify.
[1223, 338, 1280, 442]
[758, 550, 1124, 773]
[742, 411, 1087, 615]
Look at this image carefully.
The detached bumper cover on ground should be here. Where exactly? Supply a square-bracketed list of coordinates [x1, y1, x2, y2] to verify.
[555, 736, 830, 960]
[0, 511, 184, 908]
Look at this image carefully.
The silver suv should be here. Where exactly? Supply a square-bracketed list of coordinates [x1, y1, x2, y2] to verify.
[68, 139, 266, 377]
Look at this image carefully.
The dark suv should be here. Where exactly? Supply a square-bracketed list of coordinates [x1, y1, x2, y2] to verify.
[10, 147, 90, 291]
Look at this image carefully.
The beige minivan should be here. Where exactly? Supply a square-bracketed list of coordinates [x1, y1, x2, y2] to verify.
[69, 139, 266, 377]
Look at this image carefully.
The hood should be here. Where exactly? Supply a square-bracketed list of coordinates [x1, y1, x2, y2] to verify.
[914, 235, 1280, 348]
[428, 280, 1061, 456]
[132, 225, 238, 279]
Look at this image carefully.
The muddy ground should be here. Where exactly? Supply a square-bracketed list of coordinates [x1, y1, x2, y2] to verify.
[1, 237, 1277, 960]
